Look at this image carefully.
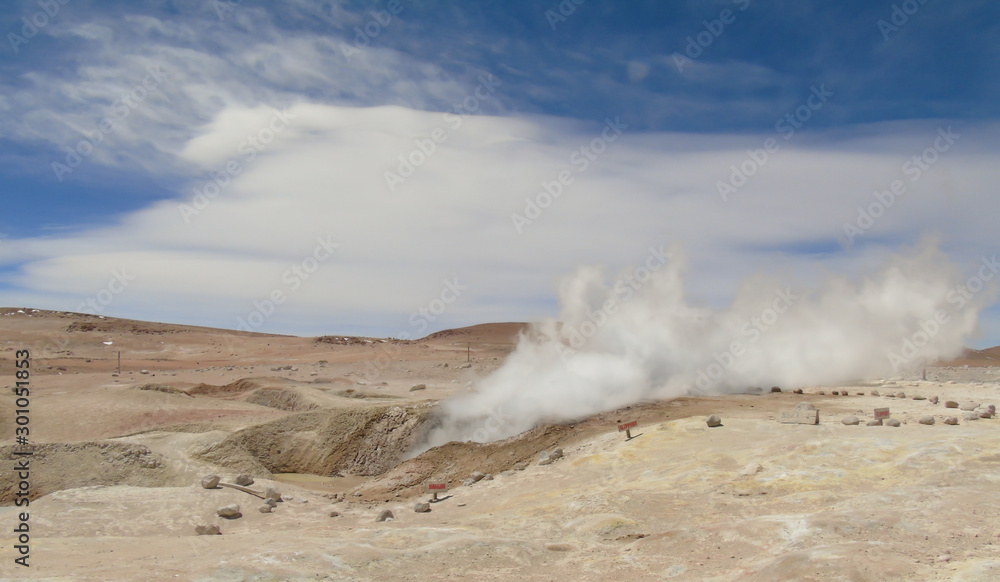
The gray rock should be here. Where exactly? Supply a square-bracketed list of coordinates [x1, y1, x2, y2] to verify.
[234, 474, 254, 487]
[414, 502, 431, 513]
[866, 419, 882, 426]
[538, 450, 553, 465]
[484, 473, 494, 480]
[258, 505, 272, 513]
[960, 402, 979, 411]
[706, 414, 722, 428]
[929, 396, 939, 404]
[945, 401, 959, 408]
[409, 384, 427, 392]
[265, 487, 282, 502]
[194, 524, 221, 535]
[264, 498, 277, 508]
[201, 475, 220, 489]
[550, 448, 564, 460]
[885, 419, 901, 427]
[919, 416, 935, 425]
[944, 416, 959, 425]
[841, 416, 860, 425]
[462, 478, 476, 486]
[376, 509, 394, 522]
[217, 504, 241, 518]
[964, 412, 979, 421]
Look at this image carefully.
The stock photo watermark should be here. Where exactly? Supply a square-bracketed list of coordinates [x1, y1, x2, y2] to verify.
[7, 0, 70, 54]
[554, 245, 672, 362]
[886, 254, 998, 372]
[685, 287, 801, 395]
[340, 0, 408, 57]
[544, 0, 586, 31]
[841, 125, 959, 247]
[383, 73, 501, 193]
[717, 84, 832, 202]
[510, 116, 628, 233]
[878, 0, 930, 41]
[51, 65, 169, 181]
[360, 277, 469, 381]
[235, 236, 340, 332]
[672, 0, 750, 73]
[179, 108, 296, 223]
[76, 269, 135, 315]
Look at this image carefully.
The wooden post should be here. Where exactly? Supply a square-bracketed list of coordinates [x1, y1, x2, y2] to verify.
[117, 351, 121, 375]
[467, 342, 470, 362]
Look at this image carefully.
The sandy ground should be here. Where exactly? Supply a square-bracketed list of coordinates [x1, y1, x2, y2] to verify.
[1, 309, 1000, 581]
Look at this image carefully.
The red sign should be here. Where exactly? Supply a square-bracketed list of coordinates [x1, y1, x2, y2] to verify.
[618, 420, 638, 432]
[874, 408, 890, 419]
[427, 482, 448, 491]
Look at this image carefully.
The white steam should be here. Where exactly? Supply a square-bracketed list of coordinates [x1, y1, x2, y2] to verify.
[418, 240, 997, 449]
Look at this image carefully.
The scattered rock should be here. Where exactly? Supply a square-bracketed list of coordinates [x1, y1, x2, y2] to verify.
[866, 419, 882, 426]
[988, 405, 996, 415]
[944, 416, 959, 425]
[936, 555, 951, 563]
[832, 390, 840, 396]
[980, 411, 994, 419]
[856, 392, 865, 396]
[885, 393, 895, 398]
[234, 474, 254, 487]
[329, 511, 340, 517]
[841, 391, 850, 396]
[409, 384, 426, 392]
[264, 498, 277, 508]
[201, 475, 220, 489]
[770, 386, 781, 393]
[414, 502, 431, 513]
[376, 509, 394, 522]
[895, 392, 906, 399]
[919, 416, 935, 425]
[929, 396, 939, 404]
[217, 504, 241, 519]
[140, 369, 150, 375]
[871, 390, 880, 396]
[706, 414, 722, 428]
[842, 416, 860, 425]
[885, 419, 901, 427]
[964, 412, 979, 421]
[194, 524, 221, 535]
[737, 463, 763, 477]
[913, 395, 926, 401]
[470, 471, 486, 483]
[265, 488, 282, 502]
[745, 386, 763, 395]
[352, 492, 362, 497]
[463, 478, 476, 486]
[550, 448, 564, 460]
[945, 401, 959, 408]
[258, 505, 272, 513]
[792, 388, 804, 394]
[960, 402, 980, 411]
[484, 473, 494, 480]
[459, 363, 472, 369]
[817, 391, 826, 395]
[545, 543, 573, 552]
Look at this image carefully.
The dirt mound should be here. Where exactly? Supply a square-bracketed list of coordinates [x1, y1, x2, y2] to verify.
[133, 383, 191, 397]
[0, 442, 170, 505]
[188, 378, 262, 397]
[244, 387, 318, 411]
[196, 405, 431, 477]
[356, 424, 571, 500]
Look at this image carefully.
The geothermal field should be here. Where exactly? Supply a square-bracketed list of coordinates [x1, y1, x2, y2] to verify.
[2, 306, 1000, 581]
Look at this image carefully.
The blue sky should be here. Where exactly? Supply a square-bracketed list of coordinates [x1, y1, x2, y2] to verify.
[1, 0, 999, 348]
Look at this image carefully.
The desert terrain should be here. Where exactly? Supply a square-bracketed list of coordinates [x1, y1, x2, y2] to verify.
[2, 308, 1000, 581]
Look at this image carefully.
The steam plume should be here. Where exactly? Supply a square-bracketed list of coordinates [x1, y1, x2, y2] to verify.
[418, 239, 997, 449]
